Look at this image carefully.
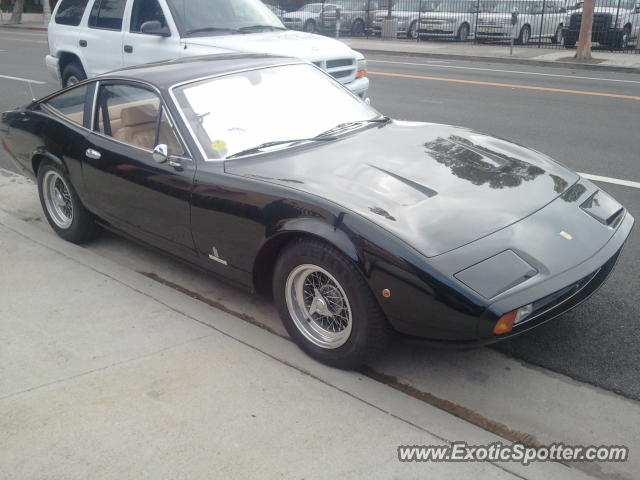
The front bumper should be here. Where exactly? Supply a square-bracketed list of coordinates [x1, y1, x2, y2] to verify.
[344, 76, 370, 99]
[45, 54, 60, 81]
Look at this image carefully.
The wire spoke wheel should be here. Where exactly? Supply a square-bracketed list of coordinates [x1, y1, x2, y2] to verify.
[285, 264, 353, 349]
[42, 170, 74, 229]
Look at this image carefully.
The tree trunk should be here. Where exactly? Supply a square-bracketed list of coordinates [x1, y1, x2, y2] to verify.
[575, 0, 595, 60]
[43, 0, 52, 24]
[10, 0, 25, 25]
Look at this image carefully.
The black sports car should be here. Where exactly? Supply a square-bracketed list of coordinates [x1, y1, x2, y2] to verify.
[1, 54, 633, 368]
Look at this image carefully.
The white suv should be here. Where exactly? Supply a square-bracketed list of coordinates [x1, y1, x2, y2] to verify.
[46, 0, 369, 99]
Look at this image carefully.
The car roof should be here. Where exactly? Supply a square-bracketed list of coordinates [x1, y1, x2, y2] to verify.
[98, 53, 305, 90]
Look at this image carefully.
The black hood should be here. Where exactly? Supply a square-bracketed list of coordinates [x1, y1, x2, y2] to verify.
[225, 121, 579, 257]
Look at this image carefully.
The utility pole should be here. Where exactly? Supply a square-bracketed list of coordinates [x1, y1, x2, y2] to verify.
[575, 0, 595, 60]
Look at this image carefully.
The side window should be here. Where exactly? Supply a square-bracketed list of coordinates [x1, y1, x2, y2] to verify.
[130, 0, 168, 32]
[45, 84, 88, 125]
[55, 0, 90, 26]
[94, 84, 183, 155]
[88, 0, 127, 30]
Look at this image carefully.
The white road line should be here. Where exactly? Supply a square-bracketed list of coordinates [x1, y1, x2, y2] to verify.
[368, 59, 640, 84]
[579, 173, 640, 189]
[0, 74, 46, 84]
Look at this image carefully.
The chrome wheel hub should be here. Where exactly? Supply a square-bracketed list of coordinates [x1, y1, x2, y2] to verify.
[43, 170, 73, 229]
[285, 264, 352, 349]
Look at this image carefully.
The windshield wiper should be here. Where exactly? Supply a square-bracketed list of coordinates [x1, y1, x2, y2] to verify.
[226, 136, 337, 159]
[237, 24, 287, 33]
[315, 116, 391, 138]
[184, 26, 240, 36]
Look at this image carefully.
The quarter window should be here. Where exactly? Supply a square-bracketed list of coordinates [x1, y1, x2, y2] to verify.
[54, 0, 89, 26]
[45, 84, 88, 125]
[94, 84, 183, 155]
[88, 0, 127, 30]
[130, 0, 168, 32]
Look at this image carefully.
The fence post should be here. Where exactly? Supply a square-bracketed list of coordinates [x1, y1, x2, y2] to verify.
[474, 0, 481, 43]
[537, 0, 546, 47]
[614, 0, 622, 49]
[417, 0, 422, 42]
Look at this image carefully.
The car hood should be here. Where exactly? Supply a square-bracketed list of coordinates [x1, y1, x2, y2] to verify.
[225, 121, 579, 257]
[183, 30, 356, 62]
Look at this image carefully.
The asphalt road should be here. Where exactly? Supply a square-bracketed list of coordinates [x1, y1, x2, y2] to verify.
[1, 29, 639, 400]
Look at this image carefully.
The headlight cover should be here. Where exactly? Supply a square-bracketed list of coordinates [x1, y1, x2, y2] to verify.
[454, 250, 538, 299]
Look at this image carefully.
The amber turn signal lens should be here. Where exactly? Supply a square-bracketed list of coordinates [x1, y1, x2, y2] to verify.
[493, 310, 517, 335]
[356, 70, 367, 79]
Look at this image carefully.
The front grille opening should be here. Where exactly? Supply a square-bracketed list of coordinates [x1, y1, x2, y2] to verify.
[330, 70, 353, 79]
[326, 59, 353, 69]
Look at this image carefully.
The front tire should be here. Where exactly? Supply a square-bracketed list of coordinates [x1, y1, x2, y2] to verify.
[351, 18, 365, 36]
[408, 20, 418, 39]
[37, 161, 99, 244]
[303, 19, 317, 33]
[273, 239, 391, 369]
[457, 23, 470, 42]
[552, 25, 563, 44]
[61, 61, 86, 88]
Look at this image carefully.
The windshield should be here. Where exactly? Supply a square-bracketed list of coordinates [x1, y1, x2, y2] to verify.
[168, 0, 284, 34]
[434, 1, 478, 12]
[595, 0, 635, 7]
[482, 1, 543, 13]
[393, 0, 440, 11]
[300, 4, 323, 12]
[173, 64, 380, 159]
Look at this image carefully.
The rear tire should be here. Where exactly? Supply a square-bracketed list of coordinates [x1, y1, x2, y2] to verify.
[273, 239, 391, 369]
[351, 18, 365, 36]
[457, 23, 470, 42]
[303, 19, 317, 33]
[516, 25, 531, 45]
[37, 161, 99, 244]
[61, 61, 86, 88]
[552, 25, 563, 44]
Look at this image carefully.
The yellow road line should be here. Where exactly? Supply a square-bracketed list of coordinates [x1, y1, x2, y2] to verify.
[369, 71, 640, 101]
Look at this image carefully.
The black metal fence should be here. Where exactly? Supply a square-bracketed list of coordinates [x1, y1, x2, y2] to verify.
[264, 0, 640, 52]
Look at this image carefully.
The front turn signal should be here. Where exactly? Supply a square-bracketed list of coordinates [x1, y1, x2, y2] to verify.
[493, 310, 517, 335]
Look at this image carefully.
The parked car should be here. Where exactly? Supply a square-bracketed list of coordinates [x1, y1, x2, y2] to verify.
[320, 0, 381, 36]
[264, 2, 285, 17]
[373, 0, 438, 38]
[418, 0, 480, 41]
[281, 2, 336, 32]
[563, 0, 639, 49]
[2, 54, 633, 368]
[477, 0, 566, 44]
[46, 0, 369, 99]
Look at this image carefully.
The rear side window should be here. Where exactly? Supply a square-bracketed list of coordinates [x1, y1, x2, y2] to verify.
[89, 0, 127, 30]
[45, 84, 88, 126]
[55, 0, 90, 26]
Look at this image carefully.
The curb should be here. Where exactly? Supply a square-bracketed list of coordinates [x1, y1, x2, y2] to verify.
[0, 24, 47, 31]
[356, 47, 640, 74]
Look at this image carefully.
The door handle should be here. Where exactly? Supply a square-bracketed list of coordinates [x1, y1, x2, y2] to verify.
[85, 148, 101, 160]
[124, 45, 133, 53]
[79, 40, 87, 47]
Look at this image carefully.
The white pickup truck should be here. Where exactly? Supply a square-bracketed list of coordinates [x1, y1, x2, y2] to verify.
[46, 0, 369, 99]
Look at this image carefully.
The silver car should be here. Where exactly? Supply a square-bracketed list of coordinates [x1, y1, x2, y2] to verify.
[373, 0, 439, 38]
[321, 0, 381, 36]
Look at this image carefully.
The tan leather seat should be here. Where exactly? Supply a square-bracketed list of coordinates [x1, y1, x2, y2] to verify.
[114, 106, 158, 150]
[113, 105, 182, 154]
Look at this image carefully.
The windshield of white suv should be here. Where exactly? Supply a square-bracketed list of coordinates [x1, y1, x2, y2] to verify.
[482, 1, 542, 13]
[173, 64, 381, 159]
[595, 0, 635, 7]
[433, 0, 479, 13]
[168, 0, 285, 35]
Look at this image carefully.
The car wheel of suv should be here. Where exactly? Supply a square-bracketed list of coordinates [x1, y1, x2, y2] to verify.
[457, 23, 470, 41]
[351, 19, 365, 36]
[517, 25, 531, 45]
[273, 238, 392, 369]
[37, 161, 100, 244]
[408, 20, 418, 39]
[613, 26, 631, 49]
[303, 19, 317, 33]
[61, 61, 86, 88]
[552, 25, 563, 44]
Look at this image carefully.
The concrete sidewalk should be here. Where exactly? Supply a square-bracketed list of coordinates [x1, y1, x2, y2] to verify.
[0, 192, 589, 478]
[0, 12, 47, 31]
[343, 37, 640, 72]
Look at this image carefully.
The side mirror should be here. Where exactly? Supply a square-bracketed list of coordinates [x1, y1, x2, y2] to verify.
[152, 144, 169, 163]
[140, 20, 170, 37]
